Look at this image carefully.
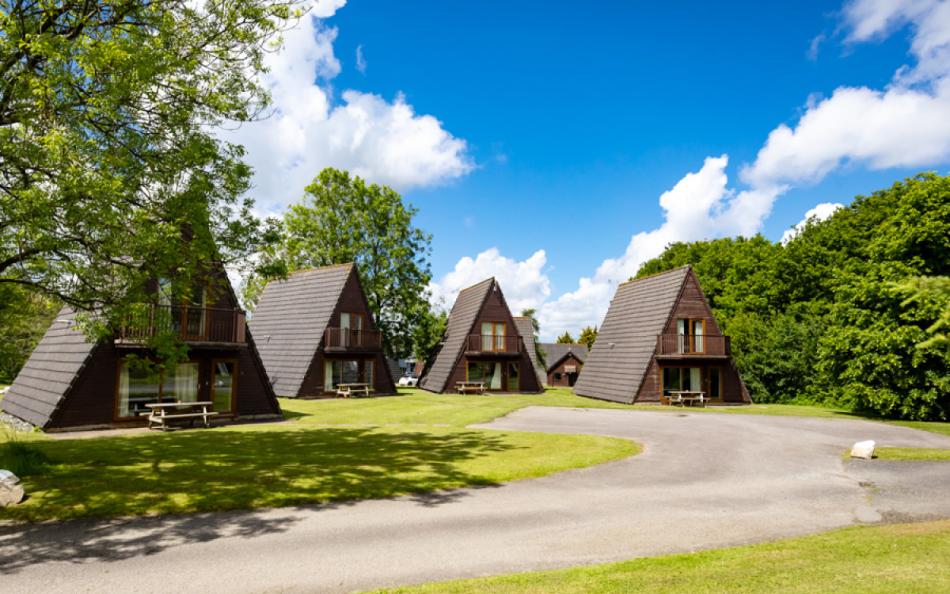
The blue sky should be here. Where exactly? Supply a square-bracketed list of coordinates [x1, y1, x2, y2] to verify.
[229, 0, 950, 339]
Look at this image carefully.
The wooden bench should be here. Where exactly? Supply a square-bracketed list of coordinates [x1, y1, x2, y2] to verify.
[455, 381, 486, 395]
[336, 383, 373, 398]
[145, 401, 219, 431]
[666, 390, 706, 407]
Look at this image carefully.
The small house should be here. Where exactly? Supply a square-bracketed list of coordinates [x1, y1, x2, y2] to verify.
[418, 279, 543, 393]
[539, 343, 588, 387]
[250, 264, 396, 397]
[573, 266, 750, 404]
[2, 269, 281, 431]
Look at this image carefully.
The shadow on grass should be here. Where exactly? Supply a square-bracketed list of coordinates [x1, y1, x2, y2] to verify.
[0, 426, 513, 570]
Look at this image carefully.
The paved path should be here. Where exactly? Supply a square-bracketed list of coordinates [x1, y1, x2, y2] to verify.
[3, 408, 950, 593]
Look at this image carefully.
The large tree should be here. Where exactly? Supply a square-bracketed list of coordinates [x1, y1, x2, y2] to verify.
[0, 1, 296, 330]
[577, 326, 598, 349]
[249, 168, 434, 359]
[556, 331, 575, 344]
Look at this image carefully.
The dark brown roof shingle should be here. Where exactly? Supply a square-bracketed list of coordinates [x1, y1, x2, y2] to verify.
[2, 308, 97, 428]
[250, 264, 353, 396]
[572, 266, 689, 403]
[419, 278, 494, 393]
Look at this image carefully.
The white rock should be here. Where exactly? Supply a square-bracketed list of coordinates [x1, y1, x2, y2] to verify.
[851, 440, 876, 460]
[0, 481, 24, 506]
[0, 469, 18, 484]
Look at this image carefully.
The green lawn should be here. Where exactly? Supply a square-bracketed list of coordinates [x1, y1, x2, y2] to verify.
[873, 447, 950, 461]
[377, 520, 950, 594]
[0, 389, 638, 523]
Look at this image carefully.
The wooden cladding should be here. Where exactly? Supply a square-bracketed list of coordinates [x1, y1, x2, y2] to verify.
[656, 334, 730, 356]
[323, 327, 383, 351]
[466, 334, 522, 354]
[118, 304, 246, 345]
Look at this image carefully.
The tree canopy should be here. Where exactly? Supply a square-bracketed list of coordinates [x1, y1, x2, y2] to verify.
[578, 326, 598, 349]
[247, 167, 434, 359]
[637, 173, 950, 420]
[556, 331, 575, 344]
[0, 1, 295, 327]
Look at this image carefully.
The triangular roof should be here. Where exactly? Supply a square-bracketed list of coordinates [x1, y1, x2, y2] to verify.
[419, 278, 495, 393]
[2, 308, 97, 427]
[513, 317, 546, 387]
[250, 263, 356, 396]
[573, 266, 691, 404]
[539, 343, 589, 373]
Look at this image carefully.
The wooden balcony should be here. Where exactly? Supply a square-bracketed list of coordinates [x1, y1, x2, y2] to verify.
[655, 334, 730, 358]
[323, 327, 382, 352]
[465, 334, 522, 356]
[117, 304, 246, 346]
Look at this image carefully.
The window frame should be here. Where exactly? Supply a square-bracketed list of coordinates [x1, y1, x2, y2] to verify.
[113, 356, 203, 421]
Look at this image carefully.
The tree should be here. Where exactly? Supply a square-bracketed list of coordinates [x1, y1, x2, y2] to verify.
[251, 168, 434, 358]
[0, 285, 59, 382]
[413, 308, 447, 362]
[578, 326, 598, 349]
[0, 1, 296, 333]
[556, 331, 575, 344]
[520, 308, 546, 367]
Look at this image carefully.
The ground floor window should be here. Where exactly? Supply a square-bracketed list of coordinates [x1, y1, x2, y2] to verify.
[212, 360, 237, 413]
[117, 359, 200, 418]
[324, 359, 374, 391]
[661, 366, 723, 400]
[467, 360, 522, 391]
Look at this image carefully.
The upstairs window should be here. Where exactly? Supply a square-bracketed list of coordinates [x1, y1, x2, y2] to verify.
[676, 319, 705, 353]
[481, 322, 506, 351]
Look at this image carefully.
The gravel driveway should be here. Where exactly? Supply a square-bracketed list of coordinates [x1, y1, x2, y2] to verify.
[2, 407, 949, 593]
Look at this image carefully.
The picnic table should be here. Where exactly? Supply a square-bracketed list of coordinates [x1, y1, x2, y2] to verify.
[456, 381, 486, 395]
[667, 390, 706, 407]
[145, 401, 218, 430]
[336, 383, 373, 398]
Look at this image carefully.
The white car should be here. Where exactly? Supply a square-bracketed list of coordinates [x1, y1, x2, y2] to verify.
[397, 375, 418, 387]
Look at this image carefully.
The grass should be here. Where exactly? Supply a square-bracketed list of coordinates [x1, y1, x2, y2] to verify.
[377, 520, 950, 594]
[873, 447, 950, 461]
[0, 389, 639, 523]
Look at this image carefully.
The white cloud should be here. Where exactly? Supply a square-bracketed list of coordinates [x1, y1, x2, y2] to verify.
[222, 6, 472, 213]
[536, 157, 781, 339]
[355, 44, 367, 74]
[428, 249, 551, 316]
[533, 0, 950, 339]
[781, 202, 844, 243]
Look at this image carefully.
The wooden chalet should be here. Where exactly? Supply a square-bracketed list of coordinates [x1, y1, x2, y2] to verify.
[418, 279, 543, 394]
[539, 343, 588, 387]
[249, 264, 396, 398]
[3, 268, 281, 432]
[573, 266, 750, 405]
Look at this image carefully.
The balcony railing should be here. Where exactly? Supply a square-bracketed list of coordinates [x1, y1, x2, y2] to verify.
[323, 327, 382, 351]
[465, 334, 522, 354]
[117, 304, 246, 345]
[656, 334, 730, 357]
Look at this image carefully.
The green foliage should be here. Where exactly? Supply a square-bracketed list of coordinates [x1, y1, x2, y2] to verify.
[556, 332, 575, 344]
[520, 308, 546, 367]
[577, 326, 598, 349]
[636, 173, 950, 420]
[248, 168, 434, 358]
[0, 439, 50, 477]
[0, 286, 59, 382]
[413, 308, 448, 361]
[0, 1, 296, 357]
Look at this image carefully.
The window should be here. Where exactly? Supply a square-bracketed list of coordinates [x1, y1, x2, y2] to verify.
[481, 322, 506, 351]
[467, 361, 503, 390]
[324, 359, 372, 390]
[117, 359, 200, 418]
[508, 362, 520, 391]
[662, 367, 718, 398]
[676, 319, 706, 353]
[211, 360, 237, 413]
[340, 313, 364, 346]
